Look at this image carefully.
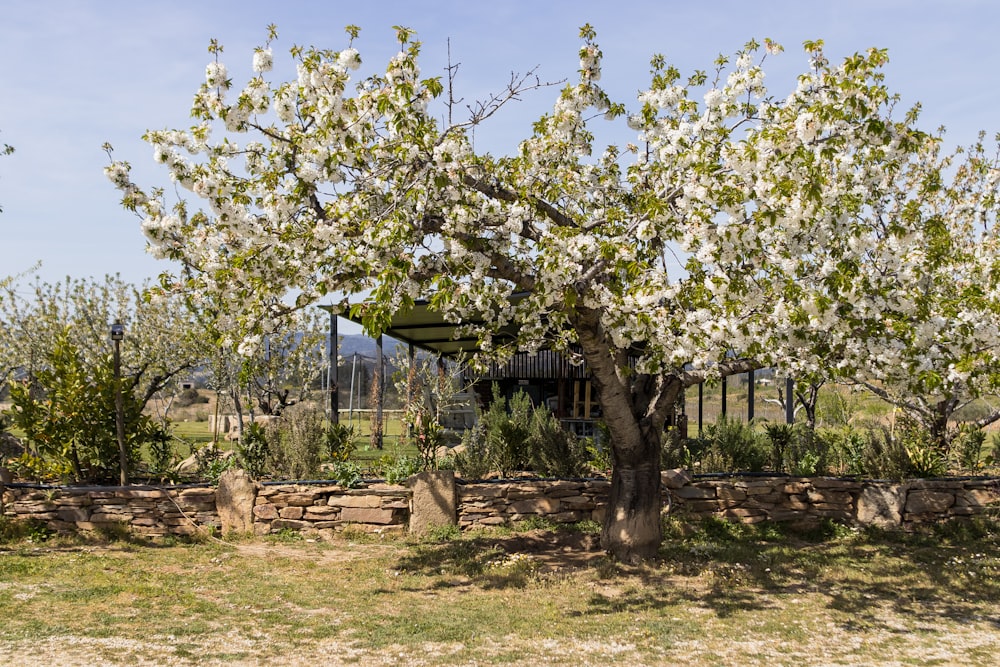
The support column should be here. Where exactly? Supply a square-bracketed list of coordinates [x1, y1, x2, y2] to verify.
[721, 375, 727, 418]
[785, 377, 795, 425]
[329, 311, 339, 424]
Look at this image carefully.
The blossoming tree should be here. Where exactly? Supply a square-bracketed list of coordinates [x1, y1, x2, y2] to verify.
[109, 25, 1000, 561]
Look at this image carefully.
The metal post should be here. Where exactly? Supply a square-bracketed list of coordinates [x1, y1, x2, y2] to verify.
[375, 335, 384, 449]
[786, 377, 795, 425]
[698, 382, 704, 438]
[329, 311, 339, 424]
[111, 321, 127, 486]
[747, 369, 755, 422]
[720, 375, 727, 418]
[348, 353, 357, 423]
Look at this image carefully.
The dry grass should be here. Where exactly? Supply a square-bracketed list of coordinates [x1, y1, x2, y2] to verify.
[1, 517, 998, 665]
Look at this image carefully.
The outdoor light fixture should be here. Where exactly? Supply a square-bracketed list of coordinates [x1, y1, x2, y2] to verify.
[110, 320, 127, 485]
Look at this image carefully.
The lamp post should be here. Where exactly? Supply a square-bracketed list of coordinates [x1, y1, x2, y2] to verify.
[111, 321, 127, 486]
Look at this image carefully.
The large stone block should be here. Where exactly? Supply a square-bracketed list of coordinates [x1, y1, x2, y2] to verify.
[458, 484, 506, 499]
[955, 488, 1000, 508]
[57, 507, 90, 523]
[303, 506, 339, 520]
[716, 488, 747, 501]
[327, 495, 381, 508]
[662, 469, 692, 489]
[252, 504, 279, 520]
[217, 469, 257, 534]
[270, 518, 312, 531]
[807, 489, 853, 506]
[340, 507, 396, 525]
[265, 492, 317, 507]
[279, 506, 304, 520]
[675, 486, 716, 499]
[855, 483, 902, 527]
[905, 489, 954, 514]
[408, 471, 457, 535]
[509, 498, 560, 515]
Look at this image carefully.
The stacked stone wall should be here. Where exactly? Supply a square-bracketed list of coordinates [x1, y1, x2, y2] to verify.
[1, 481, 410, 538]
[0, 485, 218, 537]
[2, 474, 997, 539]
[251, 483, 409, 538]
[667, 473, 1000, 529]
[457, 479, 611, 528]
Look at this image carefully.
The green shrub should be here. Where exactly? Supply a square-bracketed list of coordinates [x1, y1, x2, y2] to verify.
[955, 426, 987, 472]
[699, 416, 769, 472]
[454, 423, 490, 480]
[383, 455, 421, 484]
[266, 404, 323, 480]
[195, 445, 237, 484]
[527, 407, 590, 477]
[410, 410, 444, 471]
[329, 460, 363, 488]
[324, 422, 356, 463]
[858, 423, 915, 479]
[237, 422, 269, 479]
[482, 385, 532, 476]
[5, 331, 153, 484]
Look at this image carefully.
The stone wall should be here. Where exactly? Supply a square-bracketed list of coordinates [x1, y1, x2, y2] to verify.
[0, 481, 410, 539]
[251, 483, 410, 538]
[454, 472, 999, 530]
[2, 473, 997, 539]
[0, 485, 218, 537]
[457, 479, 611, 528]
[666, 472, 1000, 529]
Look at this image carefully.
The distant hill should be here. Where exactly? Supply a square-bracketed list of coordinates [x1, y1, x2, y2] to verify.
[337, 334, 414, 360]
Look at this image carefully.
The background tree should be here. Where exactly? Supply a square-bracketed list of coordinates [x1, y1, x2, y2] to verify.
[5, 329, 163, 483]
[203, 308, 328, 443]
[0, 274, 209, 411]
[108, 27, 1000, 560]
[762, 128, 1000, 451]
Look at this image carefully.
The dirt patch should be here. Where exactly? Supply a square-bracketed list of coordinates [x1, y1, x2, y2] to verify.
[484, 529, 605, 569]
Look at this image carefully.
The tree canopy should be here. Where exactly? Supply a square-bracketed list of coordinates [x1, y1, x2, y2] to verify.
[108, 25, 1000, 560]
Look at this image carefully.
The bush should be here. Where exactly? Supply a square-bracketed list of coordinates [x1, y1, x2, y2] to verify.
[696, 416, 769, 473]
[324, 422, 356, 463]
[329, 460, 363, 488]
[266, 404, 323, 480]
[480, 385, 532, 476]
[237, 422, 269, 479]
[4, 332, 157, 484]
[195, 445, 237, 485]
[453, 385, 593, 479]
[410, 410, 444, 471]
[857, 423, 915, 479]
[528, 407, 590, 477]
[454, 423, 490, 480]
[382, 455, 421, 484]
[954, 426, 987, 472]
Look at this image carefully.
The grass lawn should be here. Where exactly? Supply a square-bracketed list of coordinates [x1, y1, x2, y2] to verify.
[1, 516, 998, 666]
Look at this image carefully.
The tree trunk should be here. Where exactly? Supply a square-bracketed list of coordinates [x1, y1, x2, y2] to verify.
[601, 424, 663, 563]
[572, 308, 675, 562]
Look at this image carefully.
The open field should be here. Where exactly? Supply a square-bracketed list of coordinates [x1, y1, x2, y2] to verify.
[1, 517, 998, 666]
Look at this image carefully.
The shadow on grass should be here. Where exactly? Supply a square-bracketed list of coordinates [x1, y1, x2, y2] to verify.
[657, 515, 1000, 626]
[392, 515, 1000, 626]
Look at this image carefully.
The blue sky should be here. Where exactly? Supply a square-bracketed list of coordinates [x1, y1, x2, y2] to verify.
[2, 0, 999, 302]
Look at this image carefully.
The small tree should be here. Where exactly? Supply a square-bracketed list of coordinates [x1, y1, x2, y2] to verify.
[5, 331, 162, 483]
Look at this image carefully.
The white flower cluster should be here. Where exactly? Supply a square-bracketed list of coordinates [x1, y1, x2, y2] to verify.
[106, 29, 1000, 430]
